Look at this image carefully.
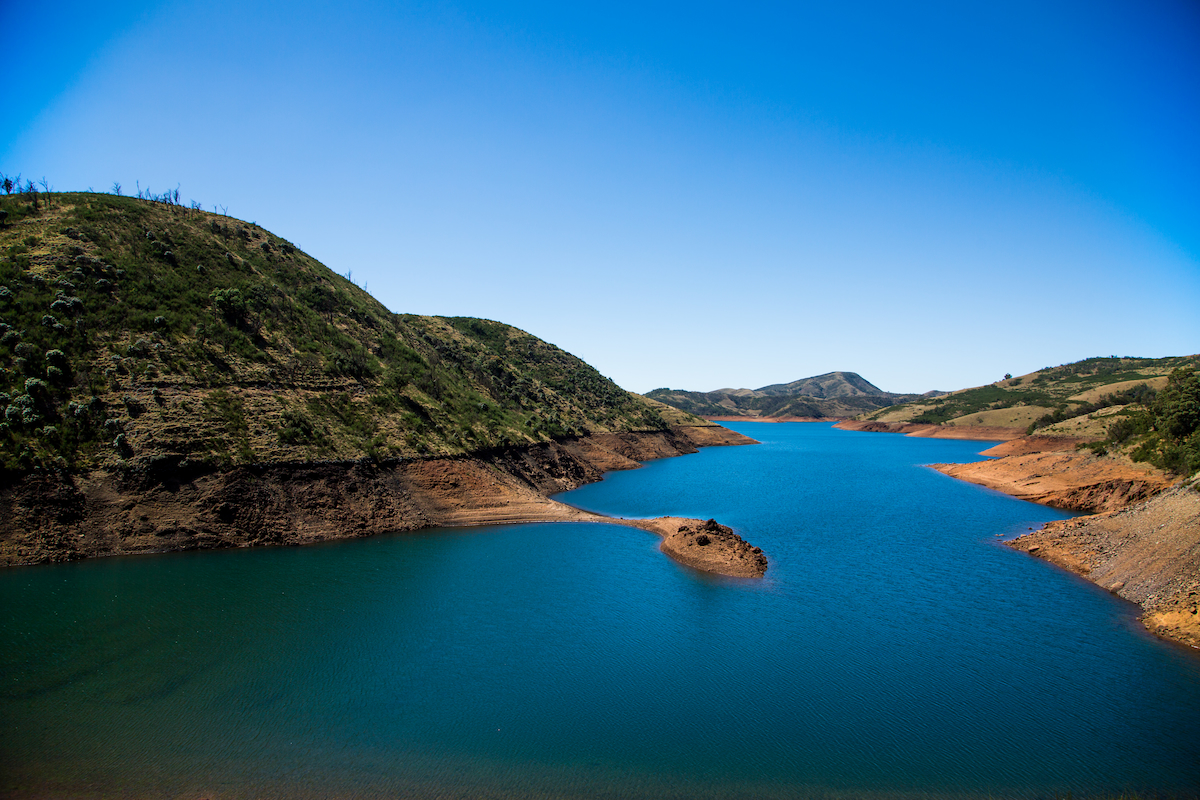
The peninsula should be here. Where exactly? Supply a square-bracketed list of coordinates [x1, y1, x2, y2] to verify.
[0, 190, 765, 578]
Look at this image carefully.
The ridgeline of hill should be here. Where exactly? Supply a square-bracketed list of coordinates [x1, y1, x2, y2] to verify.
[646, 371, 936, 420]
[0, 190, 760, 573]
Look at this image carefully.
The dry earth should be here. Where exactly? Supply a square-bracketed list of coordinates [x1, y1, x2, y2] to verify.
[636, 517, 768, 578]
[0, 425, 769, 578]
[932, 440, 1173, 513]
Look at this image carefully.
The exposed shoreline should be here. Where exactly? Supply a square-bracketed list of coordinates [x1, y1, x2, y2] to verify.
[1005, 479, 1200, 649]
[0, 425, 769, 579]
[837, 421, 1197, 649]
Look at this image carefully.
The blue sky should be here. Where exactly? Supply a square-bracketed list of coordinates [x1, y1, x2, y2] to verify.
[3, 1, 1198, 394]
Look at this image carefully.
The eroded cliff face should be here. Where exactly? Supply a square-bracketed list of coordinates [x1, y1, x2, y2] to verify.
[0, 425, 756, 567]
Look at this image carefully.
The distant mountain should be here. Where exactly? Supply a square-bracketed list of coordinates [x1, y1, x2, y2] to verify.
[646, 372, 930, 420]
[755, 371, 887, 398]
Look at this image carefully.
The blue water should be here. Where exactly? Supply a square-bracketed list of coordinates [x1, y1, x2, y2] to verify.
[2, 422, 1198, 799]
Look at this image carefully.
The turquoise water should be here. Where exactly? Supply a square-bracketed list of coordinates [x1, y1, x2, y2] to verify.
[2, 421, 1198, 799]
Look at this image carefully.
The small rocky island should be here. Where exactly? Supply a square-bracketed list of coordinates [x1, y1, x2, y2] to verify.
[633, 517, 768, 578]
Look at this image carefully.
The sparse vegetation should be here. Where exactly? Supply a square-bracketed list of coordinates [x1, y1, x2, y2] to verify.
[865, 355, 1199, 435]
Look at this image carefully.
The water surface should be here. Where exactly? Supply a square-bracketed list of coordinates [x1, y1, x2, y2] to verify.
[2, 422, 1197, 798]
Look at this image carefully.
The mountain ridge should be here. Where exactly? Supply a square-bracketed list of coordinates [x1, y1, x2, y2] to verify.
[647, 370, 931, 419]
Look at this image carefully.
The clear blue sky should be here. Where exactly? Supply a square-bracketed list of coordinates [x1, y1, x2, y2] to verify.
[4, 0, 1198, 394]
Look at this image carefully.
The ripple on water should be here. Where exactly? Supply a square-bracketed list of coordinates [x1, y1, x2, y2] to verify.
[1, 422, 1198, 799]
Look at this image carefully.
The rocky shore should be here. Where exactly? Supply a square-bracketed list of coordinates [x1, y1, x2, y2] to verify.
[0, 424, 769, 579]
[833, 420, 1197, 649]
[833, 419, 1018, 440]
[924, 433, 1195, 649]
[1006, 479, 1200, 649]
[931, 437, 1174, 513]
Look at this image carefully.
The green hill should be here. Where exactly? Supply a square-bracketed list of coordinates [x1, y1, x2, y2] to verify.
[0, 190, 693, 475]
[865, 356, 1197, 429]
[866, 355, 1200, 475]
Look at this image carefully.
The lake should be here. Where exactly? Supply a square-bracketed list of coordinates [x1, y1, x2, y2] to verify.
[2, 421, 1198, 799]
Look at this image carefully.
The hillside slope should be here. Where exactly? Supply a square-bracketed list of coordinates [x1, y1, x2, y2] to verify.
[0, 190, 766, 572]
[0, 191, 691, 474]
[865, 356, 1198, 437]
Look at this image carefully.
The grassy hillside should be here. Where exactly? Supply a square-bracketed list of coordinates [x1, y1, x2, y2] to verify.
[0, 190, 685, 473]
[646, 371, 930, 419]
[866, 356, 1200, 475]
[865, 357, 1196, 427]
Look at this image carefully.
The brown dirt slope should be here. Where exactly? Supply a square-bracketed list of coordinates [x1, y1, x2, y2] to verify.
[932, 441, 1173, 513]
[0, 425, 766, 578]
[1007, 481, 1200, 649]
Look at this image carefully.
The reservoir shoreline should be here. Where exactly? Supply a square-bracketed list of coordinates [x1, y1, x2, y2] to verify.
[0, 424, 768, 578]
[834, 419, 1199, 650]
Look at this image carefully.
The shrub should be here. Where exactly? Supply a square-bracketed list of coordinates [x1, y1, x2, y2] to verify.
[210, 288, 248, 326]
[1154, 368, 1200, 442]
[278, 409, 326, 446]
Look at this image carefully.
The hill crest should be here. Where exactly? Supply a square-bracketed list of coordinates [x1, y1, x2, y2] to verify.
[0, 191, 699, 474]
